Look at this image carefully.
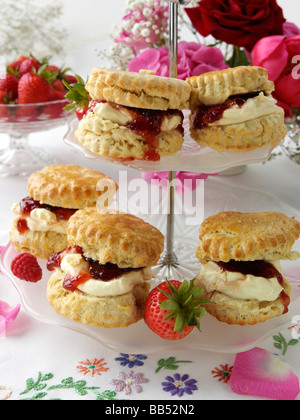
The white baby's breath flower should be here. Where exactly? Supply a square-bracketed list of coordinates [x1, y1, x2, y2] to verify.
[106, 0, 205, 70]
[0, 0, 66, 62]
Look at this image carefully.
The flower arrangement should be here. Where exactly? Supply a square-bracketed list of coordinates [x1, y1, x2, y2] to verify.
[108, 0, 300, 164]
[0, 0, 66, 64]
[109, 0, 201, 71]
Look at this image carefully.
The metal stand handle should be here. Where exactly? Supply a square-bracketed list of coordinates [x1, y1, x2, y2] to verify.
[159, 0, 191, 275]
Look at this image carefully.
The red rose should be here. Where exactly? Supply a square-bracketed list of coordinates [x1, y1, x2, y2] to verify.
[185, 0, 286, 51]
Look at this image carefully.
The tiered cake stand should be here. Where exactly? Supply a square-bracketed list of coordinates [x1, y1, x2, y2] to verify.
[64, 0, 277, 282]
[2, 0, 300, 354]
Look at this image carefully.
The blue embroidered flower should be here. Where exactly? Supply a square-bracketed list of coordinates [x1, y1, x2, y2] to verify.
[162, 373, 198, 397]
[115, 354, 147, 368]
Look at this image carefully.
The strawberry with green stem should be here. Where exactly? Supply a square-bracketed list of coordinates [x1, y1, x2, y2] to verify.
[63, 74, 91, 120]
[144, 279, 212, 340]
[18, 62, 58, 105]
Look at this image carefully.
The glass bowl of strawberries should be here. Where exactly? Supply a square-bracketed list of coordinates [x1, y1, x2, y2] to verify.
[0, 55, 75, 177]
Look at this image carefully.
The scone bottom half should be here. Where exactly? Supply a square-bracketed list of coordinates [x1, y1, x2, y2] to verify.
[46, 209, 165, 329]
[195, 211, 300, 326]
[186, 66, 287, 153]
[75, 68, 192, 162]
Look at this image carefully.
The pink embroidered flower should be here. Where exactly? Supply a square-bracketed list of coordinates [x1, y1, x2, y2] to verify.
[110, 370, 149, 395]
[128, 41, 228, 79]
[142, 171, 218, 194]
[0, 301, 21, 336]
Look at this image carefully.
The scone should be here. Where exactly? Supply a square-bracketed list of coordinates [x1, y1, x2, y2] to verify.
[46, 208, 165, 328]
[195, 211, 300, 325]
[75, 68, 191, 161]
[186, 66, 287, 152]
[10, 165, 117, 260]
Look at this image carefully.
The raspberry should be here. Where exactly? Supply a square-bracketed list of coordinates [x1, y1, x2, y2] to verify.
[11, 253, 43, 283]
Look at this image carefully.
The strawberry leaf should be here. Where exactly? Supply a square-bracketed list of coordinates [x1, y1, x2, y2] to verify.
[158, 279, 212, 336]
[63, 74, 91, 112]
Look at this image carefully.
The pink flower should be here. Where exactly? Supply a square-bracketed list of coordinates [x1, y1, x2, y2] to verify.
[0, 301, 21, 336]
[283, 22, 300, 38]
[0, 245, 4, 274]
[128, 41, 228, 79]
[252, 34, 300, 117]
[142, 171, 218, 194]
[110, 370, 149, 395]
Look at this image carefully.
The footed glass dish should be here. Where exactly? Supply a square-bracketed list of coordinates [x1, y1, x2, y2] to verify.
[0, 100, 72, 177]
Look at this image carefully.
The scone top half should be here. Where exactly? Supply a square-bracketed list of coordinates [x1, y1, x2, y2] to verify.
[195, 211, 300, 325]
[76, 68, 191, 161]
[196, 211, 300, 264]
[86, 68, 191, 111]
[47, 208, 165, 297]
[187, 66, 274, 109]
[186, 66, 286, 152]
[10, 165, 117, 260]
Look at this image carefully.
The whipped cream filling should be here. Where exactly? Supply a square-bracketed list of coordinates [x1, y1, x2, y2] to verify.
[92, 102, 182, 132]
[210, 93, 278, 126]
[60, 252, 153, 297]
[12, 203, 67, 234]
[197, 260, 284, 302]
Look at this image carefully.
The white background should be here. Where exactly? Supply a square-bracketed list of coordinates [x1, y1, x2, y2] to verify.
[60, 0, 300, 50]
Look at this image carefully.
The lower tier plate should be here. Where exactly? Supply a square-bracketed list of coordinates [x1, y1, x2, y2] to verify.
[1, 178, 300, 353]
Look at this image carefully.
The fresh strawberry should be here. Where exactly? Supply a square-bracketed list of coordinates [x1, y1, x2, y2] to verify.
[63, 74, 77, 84]
[19, 57, 41, 77]
[0, 74, 19, 100]
[18, 72, 52, 104]
[51, 90, 66, 100]
[63, 74, 91, 120]
[43, 95, 66, 119]
[7, 55, 28, 73]
[0, 90, 8, 104]
[0, 90, 8, 120]
[144, 279, 211, 341]
[51, 78, 65, 93]
[46, 64, 60, 73]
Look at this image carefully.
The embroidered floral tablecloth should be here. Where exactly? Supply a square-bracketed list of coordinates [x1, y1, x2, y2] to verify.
[1, 245, 300, 402]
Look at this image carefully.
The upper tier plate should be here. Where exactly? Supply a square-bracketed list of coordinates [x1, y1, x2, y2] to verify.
[63, 115, 277, 173]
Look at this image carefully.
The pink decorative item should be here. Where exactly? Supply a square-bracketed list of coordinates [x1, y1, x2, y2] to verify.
[0, 245, 4, 273]
[252, 34, 300, 117]
[230, 347, 300, 400]
[128, 41, 228, 79]
[0, 301, 21, 336]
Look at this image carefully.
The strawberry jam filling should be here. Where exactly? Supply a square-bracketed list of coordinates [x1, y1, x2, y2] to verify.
[16, 196, 77, 234]
[216, 260, 290, 314]
[47, 245, 144, 292]
[192, 92, 262, 129]
[87, 100, 184, 161]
